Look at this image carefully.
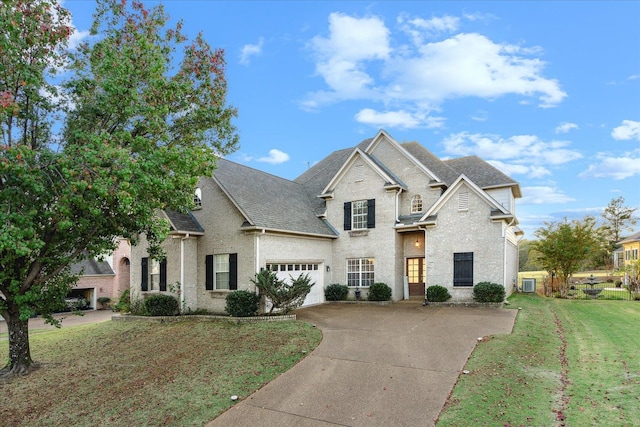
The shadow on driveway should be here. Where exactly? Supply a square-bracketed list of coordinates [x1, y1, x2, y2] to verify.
[208, 301, 517, 427]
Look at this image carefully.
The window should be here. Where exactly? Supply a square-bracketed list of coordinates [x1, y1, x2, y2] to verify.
[193, 187, 202, 209]
[347, 258, 375, 287]
[458, 191, 469, 211]
[141, 257, 166, 291]
[355, 164, 364, 182]
[205, 253, 237, 290]
[411, 195, 423, 214]
[453, 252, 473, 287]
[344, 199, 375, 231]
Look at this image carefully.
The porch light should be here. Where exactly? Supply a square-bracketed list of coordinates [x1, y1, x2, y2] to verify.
[415, 238, 420, 247]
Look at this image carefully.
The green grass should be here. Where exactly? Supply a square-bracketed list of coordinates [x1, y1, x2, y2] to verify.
[0, 319, 321, 426]
[437, 294, 640, 427]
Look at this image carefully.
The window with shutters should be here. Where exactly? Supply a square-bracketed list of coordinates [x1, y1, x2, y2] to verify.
[347, 258, 375, 287]
[141, 257, 166, 291]
[344, 199, 375, 231]
[453, 252, 473, 287]
[205, 253, 237, 290]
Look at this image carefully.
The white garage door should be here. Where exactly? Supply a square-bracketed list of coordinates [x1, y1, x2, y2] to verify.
[266, 263, 324, 307]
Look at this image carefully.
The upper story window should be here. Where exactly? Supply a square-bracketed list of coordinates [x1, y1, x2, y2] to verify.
[411, 195, 423, 214]
[355, 164, 364, 182]
[344, 199, 375, 231]
[193, 188, 202, 209]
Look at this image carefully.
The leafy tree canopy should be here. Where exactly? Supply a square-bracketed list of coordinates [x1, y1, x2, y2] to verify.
[532, 216, 604, 297]
[0, 0, 237, 376]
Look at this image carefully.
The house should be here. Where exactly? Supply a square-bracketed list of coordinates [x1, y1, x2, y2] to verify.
[617, 231, 640, 286]
[68, 238, 131, 309]
[130, 130, 522, 312]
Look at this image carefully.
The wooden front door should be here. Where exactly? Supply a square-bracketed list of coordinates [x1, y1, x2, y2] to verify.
[407, 257, 425, 297]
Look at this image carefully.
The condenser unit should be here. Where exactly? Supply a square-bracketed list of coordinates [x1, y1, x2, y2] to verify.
[522, 278, 536, 293]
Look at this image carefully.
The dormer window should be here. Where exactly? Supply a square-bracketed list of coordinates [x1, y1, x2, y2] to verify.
[411, 195, 423, 214]
[193, 188, 202, 209]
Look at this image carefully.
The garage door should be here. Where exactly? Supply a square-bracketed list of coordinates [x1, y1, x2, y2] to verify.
[266, 263, 324, 307]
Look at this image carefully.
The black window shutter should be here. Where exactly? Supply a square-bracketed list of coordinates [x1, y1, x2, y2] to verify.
[159, 259, 167, 291]
[205, 255, 213, 290]
[453, 252, 473, 287]
[367, 199, 376, 229]
[229, 253, 238, 290]
[141, 257, 148, 291]
[344, 202, 352, 231]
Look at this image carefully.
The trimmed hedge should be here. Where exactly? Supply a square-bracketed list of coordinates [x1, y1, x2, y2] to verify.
[368, 282, 392, 301]
[144, 294, 179, 316]
[426, 285, 451, 302]
[473, 282, 506, 303]
[325, 283, 349, 301]
[225, 290, 260, 317]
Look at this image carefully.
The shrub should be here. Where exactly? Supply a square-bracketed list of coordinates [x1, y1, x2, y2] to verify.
[473, 282, 506, 303]
[426, 285, 451, 302]
[129, 298, 148, 315]
[252, 270, 314, 314]
[368, 282, 392, 301]
[114, 289, 131, 313]
[144, 294, 179, 316]
[225, 290, 260, 317]
[325, 283, 349, 301]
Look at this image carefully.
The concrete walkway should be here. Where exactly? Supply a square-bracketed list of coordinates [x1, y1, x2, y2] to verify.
[208, 301, 517, 427]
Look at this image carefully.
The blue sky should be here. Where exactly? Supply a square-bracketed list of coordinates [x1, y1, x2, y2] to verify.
[63, 1, 640, 238]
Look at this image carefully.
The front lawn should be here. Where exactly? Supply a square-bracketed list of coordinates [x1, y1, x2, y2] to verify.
[0, 319, 321, 426]
[437, 294, 640, 426]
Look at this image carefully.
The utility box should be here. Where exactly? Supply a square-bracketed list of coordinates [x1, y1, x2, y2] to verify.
[522, 278, 536, 293]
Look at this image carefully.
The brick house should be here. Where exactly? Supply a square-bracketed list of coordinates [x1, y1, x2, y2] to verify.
[130, 130, 522, 312]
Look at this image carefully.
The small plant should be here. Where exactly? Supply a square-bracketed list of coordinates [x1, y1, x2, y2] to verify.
[325, 283, 349, 301]
[368, 282, 392, 301]
[473, 282, 506, 303]
[114, 289, 131, 313]
[144, 294, 179, 316]
[251, 270, 314, 314]
[225, 290, 260, 317]
[97, 297, 111, 309]
[129, 298, 148, 316]
[426, 285, 451, 302]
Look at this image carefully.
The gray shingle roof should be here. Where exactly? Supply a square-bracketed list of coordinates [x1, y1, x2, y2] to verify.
[444, 156, 522, 197]
[70, 256, 114, 276]
[214, 159, 338, 237]
[401, 142, 459, 185]
[164, 210, 204, 234]
[618, 230, 640, 244]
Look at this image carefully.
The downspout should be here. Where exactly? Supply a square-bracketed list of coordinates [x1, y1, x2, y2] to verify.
[180, 233, 190, 312]
[395, 188, 403, 222]
[256, 229, 266, 275]
[504, 218, 515, 295]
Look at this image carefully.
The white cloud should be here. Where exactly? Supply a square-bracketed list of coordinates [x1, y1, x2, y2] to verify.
[611, 120, 640, 141]
[354, 108, 444, 129]
[520, 186, 575, 205]
[555, 122, 578, 134]
[257, 149, 290, 165]
[487, 160, 551, 178]
[239, 37, 264, 65]
[442, 132, 583, 172]
[398, 14, 460, 45]
[303, 13, 567, 127]
[579, 149, 640, 180]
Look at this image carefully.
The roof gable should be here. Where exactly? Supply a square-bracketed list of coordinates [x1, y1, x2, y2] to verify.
[213, 159, 337, 237]
[444, 156, 522, 198]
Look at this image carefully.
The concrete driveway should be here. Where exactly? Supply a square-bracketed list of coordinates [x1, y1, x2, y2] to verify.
[208, 301, 517, 427]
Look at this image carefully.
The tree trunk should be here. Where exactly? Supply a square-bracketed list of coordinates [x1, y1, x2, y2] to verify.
[1, 306, 34, 376]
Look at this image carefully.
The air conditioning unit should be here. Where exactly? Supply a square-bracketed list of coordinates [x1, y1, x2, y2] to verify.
[522, 278, 536, 293]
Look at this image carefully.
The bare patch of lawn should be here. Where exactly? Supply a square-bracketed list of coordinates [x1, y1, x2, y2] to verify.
[0, 319, 321, 426]
[437, 294, 640, 426]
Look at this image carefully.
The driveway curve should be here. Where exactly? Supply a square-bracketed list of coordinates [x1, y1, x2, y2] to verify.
[208, 301, 517, 427]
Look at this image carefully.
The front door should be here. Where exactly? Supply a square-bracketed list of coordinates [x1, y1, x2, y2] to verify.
[407, 257, 425, 297]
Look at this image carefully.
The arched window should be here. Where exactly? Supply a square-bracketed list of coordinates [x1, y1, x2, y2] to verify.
[411, 194, 423, 214]
[193, 187, 202, 209]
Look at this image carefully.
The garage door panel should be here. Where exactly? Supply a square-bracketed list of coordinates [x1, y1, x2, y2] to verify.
[268, 263, 324, 307]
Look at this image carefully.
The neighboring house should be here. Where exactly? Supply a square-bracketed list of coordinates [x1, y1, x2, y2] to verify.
[130, 130, 522, 312]
[617, 231, 640, 285]
[68, 238, 131, 309]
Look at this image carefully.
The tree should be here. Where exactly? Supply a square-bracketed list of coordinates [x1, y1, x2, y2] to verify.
[532, 217, 603, 298]
[601, 196, 638, 267]
[0, 0, 238, 376]
[251, 270, 314, 314]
